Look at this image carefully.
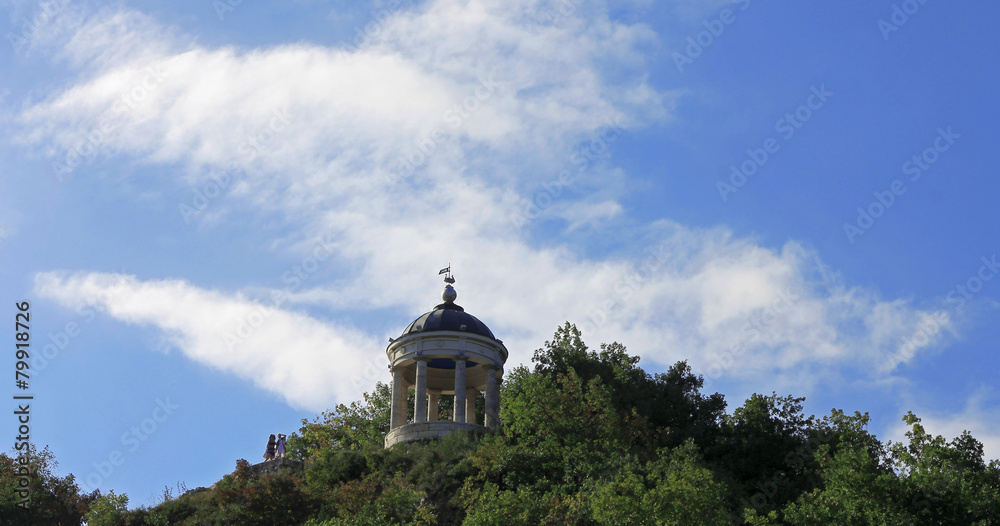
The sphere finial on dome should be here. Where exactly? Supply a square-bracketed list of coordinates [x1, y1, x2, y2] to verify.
[442, 284, 457, 302]
[439, 264, 457, 302]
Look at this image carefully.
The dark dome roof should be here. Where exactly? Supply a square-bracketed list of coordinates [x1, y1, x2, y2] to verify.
[400, 302, 496, 340]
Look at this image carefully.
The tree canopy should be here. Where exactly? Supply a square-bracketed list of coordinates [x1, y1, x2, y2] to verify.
[3, 323, 998, 525]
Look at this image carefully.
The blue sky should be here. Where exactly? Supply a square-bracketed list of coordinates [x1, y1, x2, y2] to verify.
[2, 0, 999, 507]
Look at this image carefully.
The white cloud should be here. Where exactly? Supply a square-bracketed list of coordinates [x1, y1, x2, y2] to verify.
[17, 0, 959, 407]
[33, 271, 383, 412]
[16, 0, 665, 180]
[558, 199, 624, 231]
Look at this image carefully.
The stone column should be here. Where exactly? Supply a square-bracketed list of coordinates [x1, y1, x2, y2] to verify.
[485, 365, 500, 429]
[428, 390, 440, 421]
[466, 389, 477, 424]
[453, 358, 466, 423]
[390, 366, 407, 429]
[414, 358, 428, 423]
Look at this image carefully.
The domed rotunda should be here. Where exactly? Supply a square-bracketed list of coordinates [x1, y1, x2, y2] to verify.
[384, 269, 508, 448]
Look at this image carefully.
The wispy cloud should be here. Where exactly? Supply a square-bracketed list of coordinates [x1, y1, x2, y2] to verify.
[34, 271, 382, 411]
[19, 0, 959, 409]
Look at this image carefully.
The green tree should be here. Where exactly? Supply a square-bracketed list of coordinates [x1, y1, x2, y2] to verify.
[766, 411, 1000, 526]
[286, 382, 393, 460]
[711, 392, 822, 517]
[776, 444, 906, 525]
[532, 323, 726, 451]
[0, 445, 93, 526]
[119, 323, 1000, 525]
[310, 473, 437, 526]
[461, 482, 592, 526]
[592, 440, 730, 526]
[213, 458, 320, 525]
[306, 448, 369, 492]
[84, 490, 129, 526]
[890, 412, 1000, 525]
[475, 366, 635, 491]
[459, 360, 630, 524]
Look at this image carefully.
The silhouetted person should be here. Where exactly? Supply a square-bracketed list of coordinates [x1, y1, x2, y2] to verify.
[276, 433, 286, 459]
[264, 434, 276, 461]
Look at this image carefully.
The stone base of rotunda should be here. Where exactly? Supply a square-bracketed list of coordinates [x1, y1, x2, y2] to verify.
[384, 421, 489, 448]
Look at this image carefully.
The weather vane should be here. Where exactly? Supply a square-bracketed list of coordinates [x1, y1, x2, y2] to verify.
[438, 264, 455, 284]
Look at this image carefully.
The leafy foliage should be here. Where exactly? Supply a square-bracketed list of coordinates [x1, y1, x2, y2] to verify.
[533, 322, 727, 451]
[0, 445, 94, 526]
[212, 458, 320, 525]
[4, 323, 999, 525]
[286, 382, 393, 460]
[591, 441, 730, 525]
[84, 490, 129, 526]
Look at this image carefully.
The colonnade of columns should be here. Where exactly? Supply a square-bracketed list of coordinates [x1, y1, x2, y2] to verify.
[389, 357, 501, 430]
